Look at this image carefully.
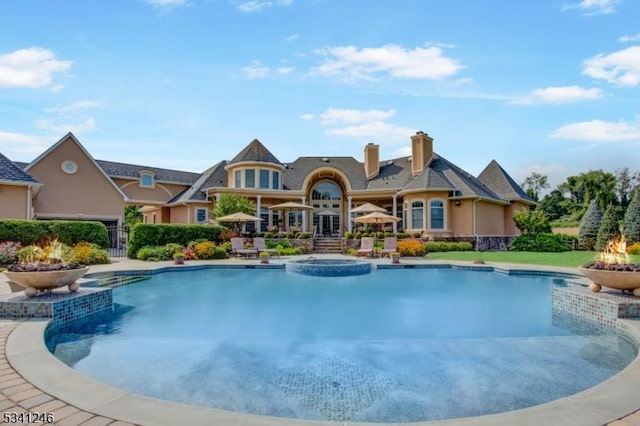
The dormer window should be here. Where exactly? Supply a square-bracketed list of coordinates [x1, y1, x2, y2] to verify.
[140, 171, 155, 188]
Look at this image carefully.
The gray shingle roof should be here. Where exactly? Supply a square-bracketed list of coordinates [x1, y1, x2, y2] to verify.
[0, 153, 39, 184]
[367, 157, 414, 190]
[283, 157, 368, 190]
[229, 139, 282, 165]
[169, 161, 228, 203]
[478, 160, 534, 203]
[96, 160, 200, 185]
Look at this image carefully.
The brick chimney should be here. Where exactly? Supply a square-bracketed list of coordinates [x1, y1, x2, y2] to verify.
[364, 143, 380, 179]
[410, 131, 433, 176]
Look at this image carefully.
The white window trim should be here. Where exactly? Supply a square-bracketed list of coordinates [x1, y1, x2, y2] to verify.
[195, 208, 208, 223]
[410, 199, 425, 231]
[428, 198, 446, 230]
[139, 172, 155, 188]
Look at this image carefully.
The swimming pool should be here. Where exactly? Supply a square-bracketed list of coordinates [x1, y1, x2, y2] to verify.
[46, 267, 637, 423]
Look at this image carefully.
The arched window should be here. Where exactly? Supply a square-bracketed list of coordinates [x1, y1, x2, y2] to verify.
[311, 182, 341, 200]
[411, 201, 424, 229]
[430, 200, 444, 229]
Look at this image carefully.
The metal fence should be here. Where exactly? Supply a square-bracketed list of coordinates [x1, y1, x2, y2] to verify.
[106, 225, 129, 259]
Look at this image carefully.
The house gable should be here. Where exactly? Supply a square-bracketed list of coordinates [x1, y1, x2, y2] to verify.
[25, 133, 127, 221]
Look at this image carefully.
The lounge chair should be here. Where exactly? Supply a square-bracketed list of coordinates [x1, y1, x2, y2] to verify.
[230, 237, 258, 258]
[380, 237, 398, 257]
[253, 237, 279, 258]
[356, 237, 375, 257]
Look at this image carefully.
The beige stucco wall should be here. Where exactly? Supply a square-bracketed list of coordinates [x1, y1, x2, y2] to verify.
[0, 185, 29, 219]
[450, 200, 473, 236]
[475, 201, 506, 235]
[402, 191, 450, 233]
[27, 137, 124, 223]
[114, 179, 190, 203]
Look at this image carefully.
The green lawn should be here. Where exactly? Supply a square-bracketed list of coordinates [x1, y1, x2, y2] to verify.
[426, 251, 639, 268]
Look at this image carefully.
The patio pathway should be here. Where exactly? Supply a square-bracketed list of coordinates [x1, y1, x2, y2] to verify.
[1, 257, 640, 425]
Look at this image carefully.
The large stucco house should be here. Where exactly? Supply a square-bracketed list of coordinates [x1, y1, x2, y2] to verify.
[0, 131, 533, 246]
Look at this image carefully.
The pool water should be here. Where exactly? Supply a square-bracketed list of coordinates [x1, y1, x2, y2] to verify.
[46, 268, 637, 422]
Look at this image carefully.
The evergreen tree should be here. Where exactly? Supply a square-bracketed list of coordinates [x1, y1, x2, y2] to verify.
[624, 189, 640, 243]
[579, 199, 602, 250]
[596, 205, 620, 250]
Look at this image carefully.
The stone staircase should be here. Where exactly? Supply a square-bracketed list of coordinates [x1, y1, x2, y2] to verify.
[313, 237, 343, 254]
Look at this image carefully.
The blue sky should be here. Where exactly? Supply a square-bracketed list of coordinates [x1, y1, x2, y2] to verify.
[0, 0, 639, 189]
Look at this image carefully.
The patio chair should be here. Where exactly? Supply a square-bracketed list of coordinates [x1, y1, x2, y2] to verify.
[230, 237, 258, 258]
[380, 237, 398, 258]
[356, 237, 375, 257]
[253, 237, 279, 258]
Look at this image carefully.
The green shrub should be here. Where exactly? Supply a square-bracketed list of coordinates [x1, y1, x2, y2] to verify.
[346, 247, 357, 256]
[0, 219, 109, 248]
[624, 189, 640, 243]
[301, 232, 312, 239]
[579, 200, 602, 250]
[596, 205, 621, 251]
[136, 245, 171, 261]
[396, 232, 409, 238]
[127, 224, 223, 258]
[510, 234, 571, 252]
[277, 247, 302, 255]
[512, 208, 551, 234]
[164, 243, 185, 256]
[556, 233, 579, 249]
[344, 232, 354, 239]
[627, 243, 640, 255]
[214, 246, 229, 259]
[424, 241, 473, 252]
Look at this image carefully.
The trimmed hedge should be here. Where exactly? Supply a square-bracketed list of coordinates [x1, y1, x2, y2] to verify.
[0, 219, 109, 248]
[509, 233, 571, 252]
[424, 241, 473, 252]
[127, 223, 224, 258]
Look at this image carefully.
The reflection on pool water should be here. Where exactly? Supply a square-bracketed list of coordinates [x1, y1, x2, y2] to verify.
[46, 268, 637, 423]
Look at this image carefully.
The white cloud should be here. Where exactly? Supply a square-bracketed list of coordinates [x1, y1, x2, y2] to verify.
[284, 34, 299, 43]
[35, 117, 97, 134]
[311, 44, 462, 81]
[0, 47, 72, 89]
[44, 100, 104, 117]
[305, 108, 415, 148]
[550, 119, 640, 142]
[319, 108, 396, 124]
[619, 33, 640, 43]
[0, 131, 51, 157]
[583, 46, 640, 86]
[242, 61, 270, 79]
[510, 85, 602, 105]
[562, 0, 619, 15]
[236, 0, 292, 13]
[276, 67, 294, 75]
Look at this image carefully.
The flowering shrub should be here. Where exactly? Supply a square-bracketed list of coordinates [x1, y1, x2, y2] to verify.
[68, 242, 110, 265]
[397, 238, 426, 256]
[194, 241, 216, 259]
[0, 241, 22, 264]
[627, 243, 640, 255]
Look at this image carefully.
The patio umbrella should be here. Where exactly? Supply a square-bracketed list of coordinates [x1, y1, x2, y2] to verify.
[351, 202, 386, 213]
[314, 209, 339, 216]
[268, 202, 314, 211]
[212, 212, 263, 234]
[213, 212, 263, 222]
[354, 211, 400, 224]
[268, 202, 313, 232]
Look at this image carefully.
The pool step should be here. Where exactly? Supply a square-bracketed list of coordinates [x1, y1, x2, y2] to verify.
[90, 275, 150, 288]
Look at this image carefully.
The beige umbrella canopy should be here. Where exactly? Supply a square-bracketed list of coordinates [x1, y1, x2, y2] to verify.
[268, 202, 314, 211]
[213, 212, 263, 222]
[351, 203, 387, 213]
[354, 211, 401, 224]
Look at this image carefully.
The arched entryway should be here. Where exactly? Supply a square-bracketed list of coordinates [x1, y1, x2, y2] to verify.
[311, 181, 342, 236]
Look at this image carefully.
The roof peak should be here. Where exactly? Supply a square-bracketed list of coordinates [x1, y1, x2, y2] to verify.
[229, 139, 282, 165]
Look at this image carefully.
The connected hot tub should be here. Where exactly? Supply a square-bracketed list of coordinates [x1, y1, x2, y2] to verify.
[285, 258, 373, 276]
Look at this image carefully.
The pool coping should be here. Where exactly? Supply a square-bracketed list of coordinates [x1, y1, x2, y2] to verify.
[4, 257, 640, 425]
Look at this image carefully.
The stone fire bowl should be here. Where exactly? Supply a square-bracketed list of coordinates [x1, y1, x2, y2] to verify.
[578, 267, 640, 297]
[3, 267, 89, 297]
